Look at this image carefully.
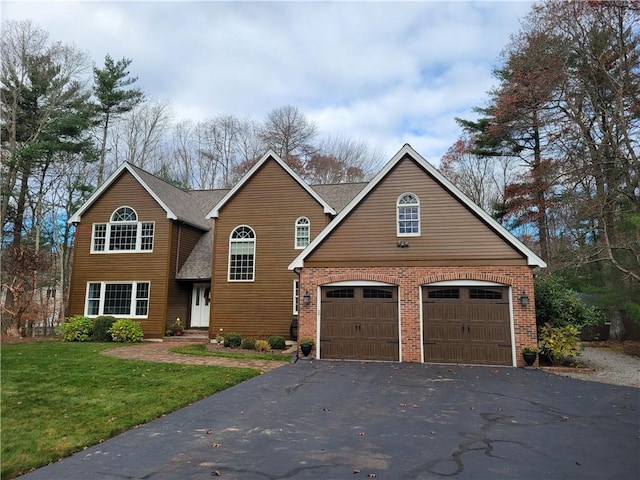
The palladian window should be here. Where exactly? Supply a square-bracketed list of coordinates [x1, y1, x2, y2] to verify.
[91, 206, 154, 253]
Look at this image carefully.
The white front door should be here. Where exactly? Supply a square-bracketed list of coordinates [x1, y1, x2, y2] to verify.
[191, 283, 211, 327]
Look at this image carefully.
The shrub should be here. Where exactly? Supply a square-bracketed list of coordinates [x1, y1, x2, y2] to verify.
[268, 335, 286, 350]
[223, 332, 242, 348]
[91, 316, 116, 342]
[56, 315, 93, 342]
[241, 337, 256, 350]
[535, 275, 602, 329]
[255, 340, 271, 352]
[539, 323, 581, 364]
[110, 319, 144, 343]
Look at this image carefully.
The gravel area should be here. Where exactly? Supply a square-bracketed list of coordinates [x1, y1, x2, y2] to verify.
[546, 346, 640, 388]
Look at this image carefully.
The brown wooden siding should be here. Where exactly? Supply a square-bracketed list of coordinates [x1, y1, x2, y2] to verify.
[307, 157, 527, 265]
[68, 172, 172, 338]
[166, 223, 208, 329]
[211, 158, 327, 339]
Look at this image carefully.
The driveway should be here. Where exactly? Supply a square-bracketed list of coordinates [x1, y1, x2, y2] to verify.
[21, 360, 639, 480]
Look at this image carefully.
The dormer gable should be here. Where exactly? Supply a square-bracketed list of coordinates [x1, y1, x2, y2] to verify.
[206, 151, 336, 219]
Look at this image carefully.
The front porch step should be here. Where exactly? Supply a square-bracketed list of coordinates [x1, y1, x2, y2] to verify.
[163, 332, 209, 343]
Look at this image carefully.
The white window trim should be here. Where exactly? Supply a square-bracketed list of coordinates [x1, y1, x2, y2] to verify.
[293, 279, 299, 315]
[91, 206, 154, 254]
[294, 217, 310, 249]
[84, 281, 150, 318]
[227, 225, 256, 282]
[397, 192, 421, 237]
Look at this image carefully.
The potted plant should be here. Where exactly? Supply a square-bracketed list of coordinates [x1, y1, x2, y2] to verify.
[522, 344, 538, 366]
[168, 318, 184, 336]
[299, 337, 314, 357]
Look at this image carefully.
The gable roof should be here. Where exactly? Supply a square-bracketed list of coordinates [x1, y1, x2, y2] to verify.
[206, 150, 336, 218]
[68, 163, 221, 231]
[289, 144, 547, 269]
[311, 182, 367, 213]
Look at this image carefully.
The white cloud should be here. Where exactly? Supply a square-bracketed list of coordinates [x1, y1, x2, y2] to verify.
[3, 0, 533, 164]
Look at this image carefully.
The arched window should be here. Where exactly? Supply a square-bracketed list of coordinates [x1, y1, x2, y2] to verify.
[397, 193, 420, 236]
[111, 207, 137, 222]
[228, 226, 255, 281]
[295, 217, 310, 249]
[92, 206, 154, 252]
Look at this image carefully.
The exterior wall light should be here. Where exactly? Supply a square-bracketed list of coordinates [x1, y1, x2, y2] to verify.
[303, 291, 311, 305]
[519, 292, 530, 307]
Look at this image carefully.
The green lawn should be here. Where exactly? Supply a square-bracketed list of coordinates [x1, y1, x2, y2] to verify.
[170, 343, 292, 361]
[0, 342, 260, 480]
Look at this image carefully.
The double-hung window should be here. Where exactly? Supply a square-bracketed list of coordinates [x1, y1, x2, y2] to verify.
[295, 217, 310, 249]
[92, 206, 154, 253]
[397, 193, 420, 236]
[85, 281, 150, 317]
[228, 226, 255, 281]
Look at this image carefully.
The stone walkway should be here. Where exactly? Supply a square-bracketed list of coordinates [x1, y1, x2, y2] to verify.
[102, 341, 291, 372]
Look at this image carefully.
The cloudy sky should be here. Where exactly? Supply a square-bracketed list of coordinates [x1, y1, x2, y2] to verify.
[3, 1, 533, 165]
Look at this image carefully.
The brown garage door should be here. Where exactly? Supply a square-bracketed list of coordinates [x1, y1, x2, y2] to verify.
[320, 286, 399, 361]
[422, 286, 512, 366]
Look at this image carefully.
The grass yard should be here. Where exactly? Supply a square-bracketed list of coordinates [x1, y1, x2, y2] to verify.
[170, 343, 292, 361]
[0, 342, 260, 479]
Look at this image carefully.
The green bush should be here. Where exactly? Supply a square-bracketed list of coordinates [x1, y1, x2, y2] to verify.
[109, 319, 144, 343]
[539, 324, 582, 364]
[91, 316, 117, 342]
[535, 275, 602, 329]
[255, 340, 271, 352]
[56, 315, 94, 342]
[223, 332, 242, 348]
[268, 335, 286, 350]
[241, 337, 256, 350]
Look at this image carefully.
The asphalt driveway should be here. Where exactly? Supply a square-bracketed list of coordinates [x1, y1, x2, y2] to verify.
[21, 360, 639, 480]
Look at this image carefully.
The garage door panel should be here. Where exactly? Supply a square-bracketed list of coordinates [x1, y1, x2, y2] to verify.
[320, 286, 399, 361]
[423, 286, 512, 366]
[425, 343, 466, 363]
[425, 322, 464, 341]
[322, 320, 356, 338]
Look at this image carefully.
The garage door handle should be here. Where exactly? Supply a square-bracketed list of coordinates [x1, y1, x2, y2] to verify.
[498, 344, 511, 348]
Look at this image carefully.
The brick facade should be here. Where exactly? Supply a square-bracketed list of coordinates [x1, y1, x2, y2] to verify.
[297, 265, 538, 367]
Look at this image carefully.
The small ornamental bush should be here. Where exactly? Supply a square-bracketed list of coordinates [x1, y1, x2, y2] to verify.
[255, 340, 271, 352]
[268, 335, 286, 350]
[241, 337, 257, 350]
[109, 319, 144, 343]
[56, 315, 94, 342]
[539, 323, 581, 364]
[223, 332, 242, 348]
[91, 316, 117, 342]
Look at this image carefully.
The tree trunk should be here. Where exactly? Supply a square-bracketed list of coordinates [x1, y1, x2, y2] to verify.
[608, 308, 626, 341]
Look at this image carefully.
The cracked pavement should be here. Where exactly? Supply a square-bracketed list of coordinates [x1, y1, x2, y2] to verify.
[21, 360, 639, 479]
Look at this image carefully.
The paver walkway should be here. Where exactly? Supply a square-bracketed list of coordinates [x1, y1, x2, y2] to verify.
[102, 341, 291, 372]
